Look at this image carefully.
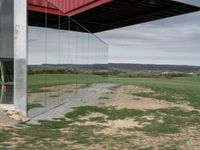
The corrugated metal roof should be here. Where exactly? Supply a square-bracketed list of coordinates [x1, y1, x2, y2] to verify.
[28, 0, 200, 33]
[28, 0, 111, 16]
[47, 0, 96, 13]
[28, 0, 56, 9]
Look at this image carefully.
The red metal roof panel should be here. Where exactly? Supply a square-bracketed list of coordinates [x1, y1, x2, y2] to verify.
[28, 0, 112, 16]
[28, 0, 56, 9]
[47, 0, 96, 13]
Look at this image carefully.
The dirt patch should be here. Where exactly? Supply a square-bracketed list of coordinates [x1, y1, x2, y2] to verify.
[0, 109, 18, 129]
[106, 119, 142, 129]
[80, 112, 107, 120]
[28, 84, 83, 104]
[75, 119, 142, 136]
[75, 113, 143, 135]
[141, 115, 155, 121]
[1, 137, 26, 149]
[104, 85, 195, 111]
[98, 119, 143, 135]
[131, 126, 200, 150]
[118, 85, 154, 94]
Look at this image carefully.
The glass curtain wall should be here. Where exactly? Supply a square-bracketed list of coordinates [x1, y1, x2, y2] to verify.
[0, 0, 14, 105]
[27, 0, 108, 117]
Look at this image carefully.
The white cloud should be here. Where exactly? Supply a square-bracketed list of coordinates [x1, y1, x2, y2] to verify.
[97, 12, 200, 66]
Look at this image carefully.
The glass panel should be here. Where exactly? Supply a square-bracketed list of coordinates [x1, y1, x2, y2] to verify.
[28, 26, 46, 116]
[0, 59, 14, 104]
[59, 22, 71, 104]
[45, 27, 60, 110]
[0, 0, 14, 105]
[27, 0, 108, 117]
[27, 0, 46, 116]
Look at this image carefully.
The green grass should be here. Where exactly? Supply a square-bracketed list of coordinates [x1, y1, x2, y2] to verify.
[27, 103, 43, 110]
[98, 96, 110, 100]
[49, 95, 59, 98]
[28, 73, 107, 93]
[0, 132, 12, 143]
[2, 75, 199, 149]
[65, 106, 200, 136]
[65, 90, 72, 93]
[28, 73, 200, 109]
[1, 106, 199, 149]
[109, 76, 200, 108]
[139, 108, 200, 136]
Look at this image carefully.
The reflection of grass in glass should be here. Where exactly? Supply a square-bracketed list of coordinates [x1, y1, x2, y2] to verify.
[65, 90, 72, 93]
[28, 89, 51, 93]
[28, 103, 43, 110]
[98, 96, 109, 100]
[79, 84, 91, 89]
[50, 95, 59, 98]
[28, 73, 107, 93]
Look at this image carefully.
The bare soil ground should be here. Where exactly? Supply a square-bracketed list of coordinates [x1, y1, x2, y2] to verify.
[0, 109, 18, 129]
[104, 85, 195, 111]
[68, 113, 200, 150]
[1, 84, 200, 150]
[28, 84, 82, 103]
[61, 85, 200, 150]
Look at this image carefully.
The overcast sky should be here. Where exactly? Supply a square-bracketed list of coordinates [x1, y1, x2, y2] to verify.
[97, 11, 200, 66]
[29, 11, 200, 66]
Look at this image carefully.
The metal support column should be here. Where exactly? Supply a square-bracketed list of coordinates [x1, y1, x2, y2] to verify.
[14, 0, 27, 116]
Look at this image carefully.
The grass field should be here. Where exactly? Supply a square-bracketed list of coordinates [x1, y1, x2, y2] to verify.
[109, 76, 200, 108]
[1, 74, 200, 149]
[28, 73, 200, 108]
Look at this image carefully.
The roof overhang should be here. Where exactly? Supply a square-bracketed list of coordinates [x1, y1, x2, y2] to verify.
[28, 0, 112, 17]
[28, 0, 200, 33]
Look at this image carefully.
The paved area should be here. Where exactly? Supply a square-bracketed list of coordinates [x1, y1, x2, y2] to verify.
[29, 83, 115, 124]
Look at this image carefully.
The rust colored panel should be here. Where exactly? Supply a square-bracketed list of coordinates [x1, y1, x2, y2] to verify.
[28, 0, 56, 9]
[28, 0, 112, 16]
[47, 0, 96, 13]
[66, 0, 112, 16]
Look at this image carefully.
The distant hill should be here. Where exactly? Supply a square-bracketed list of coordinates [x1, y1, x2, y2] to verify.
[109, 63, 200, 73]
[28, 64, 108, 71]
[28, 63, 200, 73]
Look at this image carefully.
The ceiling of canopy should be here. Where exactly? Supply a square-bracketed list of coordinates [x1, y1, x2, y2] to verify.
[28, 0, 200, 33]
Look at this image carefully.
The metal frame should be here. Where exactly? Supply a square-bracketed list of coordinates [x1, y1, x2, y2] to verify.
[0, 60, 5, 83]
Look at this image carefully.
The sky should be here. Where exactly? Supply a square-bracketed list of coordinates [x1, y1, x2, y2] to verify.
[29, 11, 200, 66]
[97, 11, 200, 66]
[28, 27, 107, 65]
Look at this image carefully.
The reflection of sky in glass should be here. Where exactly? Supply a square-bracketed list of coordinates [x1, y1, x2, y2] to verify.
[28, 11, 200, 66]
[28, 27, 108, 65]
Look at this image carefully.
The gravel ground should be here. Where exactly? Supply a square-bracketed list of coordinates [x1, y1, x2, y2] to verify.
[29, 83, 115, 124]
[0, 110, 18, 129]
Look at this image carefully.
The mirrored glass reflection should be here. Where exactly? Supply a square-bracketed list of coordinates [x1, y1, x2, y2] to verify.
[27, 12, 108, 117]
